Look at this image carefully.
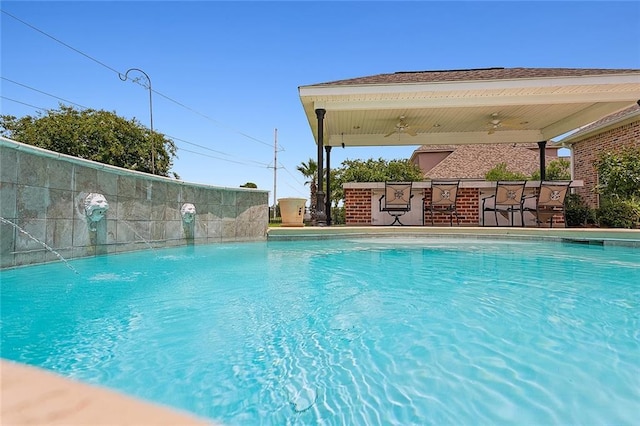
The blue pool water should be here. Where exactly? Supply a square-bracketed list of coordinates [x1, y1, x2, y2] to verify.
[1, 237, 639, 425]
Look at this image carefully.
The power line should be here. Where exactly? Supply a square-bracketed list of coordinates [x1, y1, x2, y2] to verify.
[282, 181, 308, 197]
[1, 92, 307, 193]
[177, 147, 268, 168]
[1, 77, 89, 110]
[280, 164, 306, 187]
[1, 10, 122, 75]
[2, 9, 279, 150]
[167, 135, 271, 167]
[164, 133, 233, 157]
[152, 92, 275, 148]
[1, 96, 48, 111]
[2, 76, 274, 167]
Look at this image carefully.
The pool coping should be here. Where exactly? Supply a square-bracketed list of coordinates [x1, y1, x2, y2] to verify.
[267, 226, 640, 247]
[1, 359, 213, 425]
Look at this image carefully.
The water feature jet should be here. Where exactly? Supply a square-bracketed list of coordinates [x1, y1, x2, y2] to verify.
[181, 203, 196, 242]
[180, 203, 196, 224]
[84, 193, 109, 231]
[0, 216, 79, 274]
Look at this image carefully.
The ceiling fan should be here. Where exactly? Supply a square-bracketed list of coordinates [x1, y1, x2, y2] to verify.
[486, 113, 521, 135]
[385, 115, 418, 137]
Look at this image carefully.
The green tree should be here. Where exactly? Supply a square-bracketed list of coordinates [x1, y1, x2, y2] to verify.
[593, 147, 640, 228]
[485, 162, 528, 181]
[297, 158, 318, 215]
[531, 158, 572, 181]
[240, 182, 257, 188]
[332, 158, 424, 204]
[594, 147, 640, 199]
[0, 104, 177, 176]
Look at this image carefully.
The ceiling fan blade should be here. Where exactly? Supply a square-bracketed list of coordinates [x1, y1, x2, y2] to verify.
[488, 128, 496, 135]
[405, 128, 418, 137]
[384, 131, 396, 137]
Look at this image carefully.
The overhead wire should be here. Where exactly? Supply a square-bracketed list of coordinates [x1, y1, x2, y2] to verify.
[177, 147, 268, 168]
[1, 9, 311, 191]
[280, 165, 306, 187]
[1, 96, 48, 111]
[165, 134, 271, 168]
[2, 77, 273, 168]
[1, 10, 122, 76]
[2, 77, 89, 110]
[1, 9, 277, 150]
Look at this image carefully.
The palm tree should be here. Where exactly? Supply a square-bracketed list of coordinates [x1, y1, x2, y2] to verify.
[297, 158, 318, 219]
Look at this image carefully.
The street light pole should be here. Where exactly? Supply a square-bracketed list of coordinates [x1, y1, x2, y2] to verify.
[119, 68, 155, 174]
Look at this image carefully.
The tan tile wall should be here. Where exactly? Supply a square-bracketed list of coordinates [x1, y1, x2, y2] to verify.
[0, 140, 269, 268]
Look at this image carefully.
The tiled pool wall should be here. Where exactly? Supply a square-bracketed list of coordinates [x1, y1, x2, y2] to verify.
[0, 137, 269, 268]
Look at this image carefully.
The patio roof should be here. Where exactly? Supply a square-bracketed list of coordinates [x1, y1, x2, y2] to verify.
[298, 67, 640, 147]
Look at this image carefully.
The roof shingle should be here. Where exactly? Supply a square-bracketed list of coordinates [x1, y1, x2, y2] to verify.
[416, 144, 548, 179]
[311, 67, 640, 86]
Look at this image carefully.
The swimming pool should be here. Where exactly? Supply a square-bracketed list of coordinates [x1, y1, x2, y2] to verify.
[1, 237, 638, 425]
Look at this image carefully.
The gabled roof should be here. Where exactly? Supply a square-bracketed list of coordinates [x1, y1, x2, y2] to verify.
[558, 103, 640, 144]
[415, 144, 544, 180]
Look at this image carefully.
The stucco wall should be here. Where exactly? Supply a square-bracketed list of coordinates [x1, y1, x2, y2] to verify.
[572, 120, 640, 208]
[0, 138, 269, 268]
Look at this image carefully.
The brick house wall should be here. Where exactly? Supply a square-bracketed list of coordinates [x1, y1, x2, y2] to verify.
[572, 120, 640, 208]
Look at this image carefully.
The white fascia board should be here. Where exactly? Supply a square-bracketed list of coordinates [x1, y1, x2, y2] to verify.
[313, 90, 640, 111]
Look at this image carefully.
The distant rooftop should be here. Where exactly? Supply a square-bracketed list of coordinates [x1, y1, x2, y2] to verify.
[413, 144, 553, 180]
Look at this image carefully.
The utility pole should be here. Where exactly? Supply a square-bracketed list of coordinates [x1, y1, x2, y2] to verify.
[273, 128, 278, 220]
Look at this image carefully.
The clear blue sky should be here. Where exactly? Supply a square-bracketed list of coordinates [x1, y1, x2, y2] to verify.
[2, 1, 639, 205]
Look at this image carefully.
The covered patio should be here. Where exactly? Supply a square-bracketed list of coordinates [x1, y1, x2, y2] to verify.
[298, 67, 640, 226]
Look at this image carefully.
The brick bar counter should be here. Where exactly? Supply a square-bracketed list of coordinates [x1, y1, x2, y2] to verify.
[343, 181, 582, 227]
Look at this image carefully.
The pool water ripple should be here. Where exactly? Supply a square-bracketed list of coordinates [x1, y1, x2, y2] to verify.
[1, 238, 639, 425]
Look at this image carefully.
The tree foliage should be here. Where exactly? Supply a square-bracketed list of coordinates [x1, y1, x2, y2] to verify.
[297, 158, 318, 213]
[594, 147, 640, 199]
[531, 158, 571, 181]
[487, 158, 571, 181]
[564, 193, 595, 227]
[484, 162, 529, 181]
[240, 182, 257, 188]
[332, 158, 424, 204]
[0, 104, 177, 177]
[594, 147, 640, 228]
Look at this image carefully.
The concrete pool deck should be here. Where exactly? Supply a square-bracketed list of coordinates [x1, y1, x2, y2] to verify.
[267, 225, 640, 246]
[1, 360, 212, 425]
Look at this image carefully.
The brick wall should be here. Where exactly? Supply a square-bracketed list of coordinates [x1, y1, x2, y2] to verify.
[573, 120, 640, 208]
[344, 188, 373, 225]
[345, 187, 481, 226]
[423, 188, 480, 225]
